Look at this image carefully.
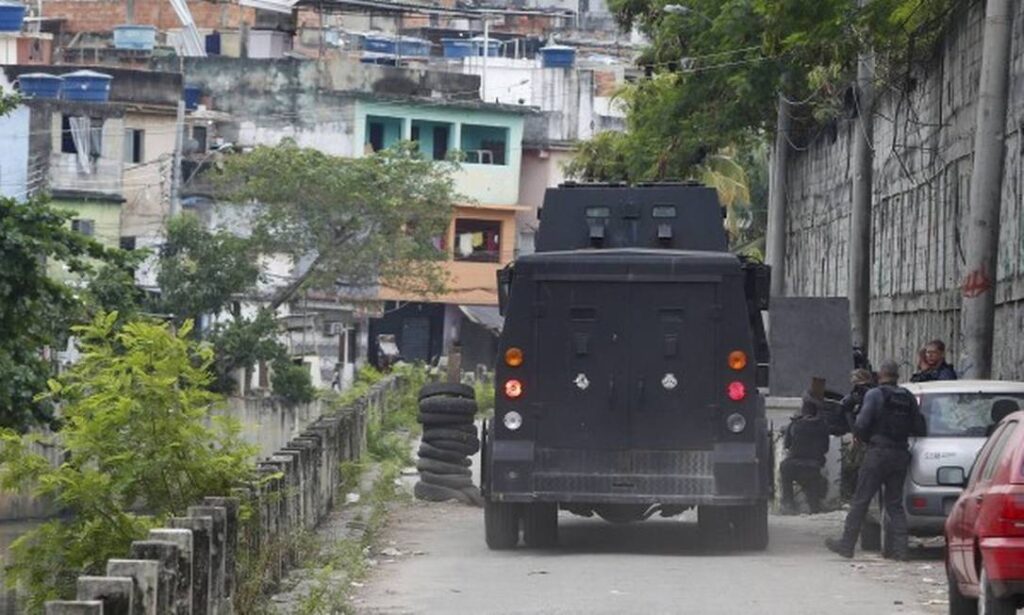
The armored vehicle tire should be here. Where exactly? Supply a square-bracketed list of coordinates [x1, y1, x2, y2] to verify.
[419, 383, 475, 402]
[732, 502, 769, 551]
[419, 470, 475, 490]
[860, 520, 882, 552]
[419, 396, 478, 416]
[418, 411, 474, 426]
[415, 480, 475, 505]
[418, 442, 472, 465]
[522, 503, 558, 548]
[416, 458, 472, 476]
[422, 428, 480, 446]
[423, 439, 479, 456]
[947, 562, 977, 615]
[485, 500, 520, 550]
[697, 506, 733, 547]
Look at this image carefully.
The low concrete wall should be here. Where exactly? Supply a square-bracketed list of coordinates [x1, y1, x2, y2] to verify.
[41, 375, 403, 614]
[0, 427, 63, 521]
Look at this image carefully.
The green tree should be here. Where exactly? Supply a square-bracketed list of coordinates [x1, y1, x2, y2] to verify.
[156, 214, 262, 324]
[0, 313, 256, 609]
[0, 196, 122, 430]
[215, 141, 458, 308]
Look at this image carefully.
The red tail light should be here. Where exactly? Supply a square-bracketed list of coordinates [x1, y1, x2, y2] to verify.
[504, 379, 523, 400]
[981, 490, 1024, 537]
[727, 381, 746, 402]
[911, 497, 927, 510]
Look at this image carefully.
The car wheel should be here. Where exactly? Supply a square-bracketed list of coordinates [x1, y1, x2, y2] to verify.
[947, 561, 978, 615]
[979, 567, 1016, 615]
[485, 500, 520, 550]
[522, 503, 558, 548]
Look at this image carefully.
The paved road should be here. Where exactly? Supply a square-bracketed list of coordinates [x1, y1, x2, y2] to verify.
[353, 498, 949, 615]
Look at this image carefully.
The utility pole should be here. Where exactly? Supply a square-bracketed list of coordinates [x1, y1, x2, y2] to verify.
[169, 99, 185, 218]
[849, 7, 875, 356]
[766, 90, 791, 297]
[962, 0, 1013, 379]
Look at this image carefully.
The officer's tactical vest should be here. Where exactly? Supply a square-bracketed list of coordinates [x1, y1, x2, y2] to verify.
[877, 385, 916, 442]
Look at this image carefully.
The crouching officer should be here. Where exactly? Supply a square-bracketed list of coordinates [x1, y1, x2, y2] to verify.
[780, 392, 831, 514]
[825, 360, 926, 559]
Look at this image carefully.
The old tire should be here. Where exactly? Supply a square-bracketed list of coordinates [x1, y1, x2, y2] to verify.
[415, 480, 474, 504]
[422, 428, 480, 446]
[418, 442, 472, 465]
[416, 457, 472, 476]
[419, 396, 478, 416]
[733, 502, 769, 551]
[948, 562, 978, 615]
[424, 423, 477, 436]
[861, 520, 882, 552]
[418, 411, 473, 426]
[522, 503, 559, 548]
[419, 382, 475, 402]
[485, 500, 520, 550]
[424, 439, 479, 456]
[420, 470, 474, 490]
[980, 567, 1016, 615]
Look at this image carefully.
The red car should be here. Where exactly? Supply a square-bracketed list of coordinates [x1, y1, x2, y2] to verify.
[945, 410, 1024, 615]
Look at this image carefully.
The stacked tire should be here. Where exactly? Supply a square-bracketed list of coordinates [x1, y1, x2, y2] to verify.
[413, 383, 483, 506]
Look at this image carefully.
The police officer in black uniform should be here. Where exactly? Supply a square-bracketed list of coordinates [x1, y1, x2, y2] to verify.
[780, 392, 831, 514]
[825, 360, 926, 559]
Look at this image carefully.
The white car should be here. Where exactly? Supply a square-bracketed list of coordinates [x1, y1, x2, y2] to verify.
[862, 379, 1024, 552]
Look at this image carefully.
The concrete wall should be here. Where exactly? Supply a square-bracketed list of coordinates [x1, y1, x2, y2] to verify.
[121, 110, 177, 241]
[0, 105, 30, 199]
[41, 375, 405, 614]
[781, 2, 1024, 378]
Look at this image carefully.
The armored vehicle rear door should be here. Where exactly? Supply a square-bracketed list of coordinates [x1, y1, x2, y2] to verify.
[627, 281, 718, 448]
[534, 281, 631, 450]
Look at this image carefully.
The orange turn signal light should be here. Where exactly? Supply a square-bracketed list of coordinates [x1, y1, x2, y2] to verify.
[505, 347, 524, 367]
[504, 379, 524, 399]
[728, 350, 748, 371]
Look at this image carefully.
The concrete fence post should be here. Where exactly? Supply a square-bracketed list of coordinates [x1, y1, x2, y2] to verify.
[76, 576, 134, 615]
[203, 496, 240, 603]
[187, 507, 227, 613]
[129, 540, 181, 615]
[168, 516, 214, 615]
[106, 559, 159, 615]
[148, 528, 194, 615]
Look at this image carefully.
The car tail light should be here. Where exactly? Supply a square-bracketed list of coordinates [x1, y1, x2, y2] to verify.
[505, 347, 524, 367]
[981, 489, 1024, 537]
[728, 351, 748, 371]
[912, 497, 927, 510]
[727, 381, 746, 401]
[504, 378, 523, 400]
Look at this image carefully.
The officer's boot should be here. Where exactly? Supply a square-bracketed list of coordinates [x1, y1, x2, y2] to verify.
[824, 537, 854, 558]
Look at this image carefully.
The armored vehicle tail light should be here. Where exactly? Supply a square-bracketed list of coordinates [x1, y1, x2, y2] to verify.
[504, 378, 524, 399]
[728, 350, 748, 371]
[726, 381, 746, 401]
[505, 347, 524, 367]
[726, 413, 747, 433]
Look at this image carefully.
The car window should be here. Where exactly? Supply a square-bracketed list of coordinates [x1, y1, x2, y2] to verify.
[919, 393, 1024, 437]
[981, 421, 1018, 481]
[968, 422, 1011, 487]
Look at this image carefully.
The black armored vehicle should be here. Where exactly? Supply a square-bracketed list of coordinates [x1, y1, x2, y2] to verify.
[481, 183, 772, 550]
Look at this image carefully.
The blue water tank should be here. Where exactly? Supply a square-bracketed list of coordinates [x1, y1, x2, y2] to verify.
[442, 38, 472, 59]
[0, 1, 25, 32]
[397, 36, 430, 57]
[540, 45, 576, 68]
[469, 37, 501, 57]
[184, 84, 202, 110]
[62, 70, 113, 102]
[17, 73, 63, 99]
[362, 34, 396, 54]
[113, 24, 157, 50]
